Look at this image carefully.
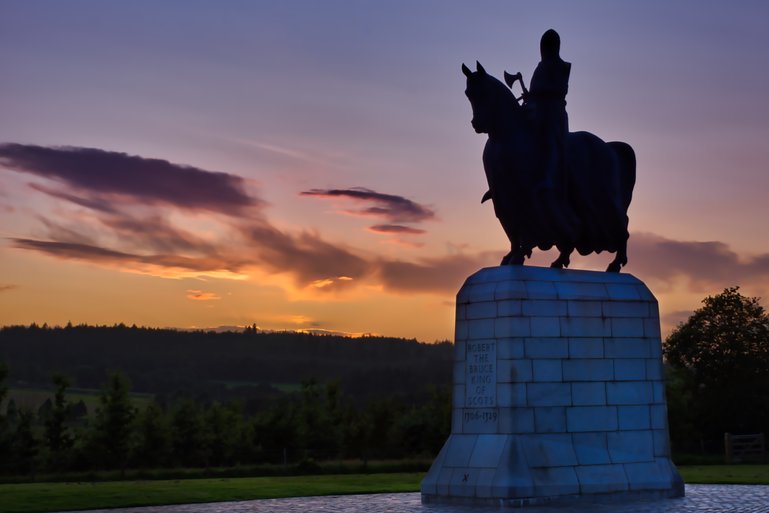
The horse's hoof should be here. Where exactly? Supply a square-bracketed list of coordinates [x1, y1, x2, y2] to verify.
[606, 262, 621, 273]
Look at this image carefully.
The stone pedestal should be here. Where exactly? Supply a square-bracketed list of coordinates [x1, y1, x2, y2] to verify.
[421, 266, 684, 507]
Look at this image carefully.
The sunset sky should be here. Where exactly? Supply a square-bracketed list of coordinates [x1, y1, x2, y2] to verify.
[2, 1, 769, 341]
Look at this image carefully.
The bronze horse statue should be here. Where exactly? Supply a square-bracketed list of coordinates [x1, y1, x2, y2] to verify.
[462, 61, 635, 272]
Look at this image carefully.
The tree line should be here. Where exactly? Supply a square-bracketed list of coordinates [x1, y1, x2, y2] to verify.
[0, 366, 450, 477]
[0, 325, 453, 407]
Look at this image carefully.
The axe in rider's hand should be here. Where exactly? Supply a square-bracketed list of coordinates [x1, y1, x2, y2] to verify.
[504, 71, 528, 102]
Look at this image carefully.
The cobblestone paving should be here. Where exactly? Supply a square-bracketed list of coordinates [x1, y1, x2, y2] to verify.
[60, 485, 769, 513]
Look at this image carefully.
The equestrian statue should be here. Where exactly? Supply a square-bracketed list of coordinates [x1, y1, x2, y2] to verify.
[463, 29, 635, 272]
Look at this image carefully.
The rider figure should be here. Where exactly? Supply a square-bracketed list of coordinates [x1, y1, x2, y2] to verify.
[526, 29, 570, 192]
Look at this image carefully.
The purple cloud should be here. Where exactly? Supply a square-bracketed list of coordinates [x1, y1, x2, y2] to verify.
[627, 233, 769, 291]
[0, 143, 261, 214]
[300, 187, 435, 223]
[369, 224, 426, 235]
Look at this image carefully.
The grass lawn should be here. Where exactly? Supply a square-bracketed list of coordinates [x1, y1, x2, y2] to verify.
[0, 472, 423, 513]
[2, 466, 769, 513]
[678, 464, 769, 484]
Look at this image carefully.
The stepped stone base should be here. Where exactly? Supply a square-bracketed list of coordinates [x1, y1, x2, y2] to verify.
[421, 266, 684, 506]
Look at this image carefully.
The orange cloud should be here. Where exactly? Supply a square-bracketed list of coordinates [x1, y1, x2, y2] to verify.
[186, 289, 221, 301]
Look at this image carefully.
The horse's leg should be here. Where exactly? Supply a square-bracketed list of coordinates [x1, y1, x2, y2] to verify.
[606, 241, 628, 273]
[550, 246, 573, 269]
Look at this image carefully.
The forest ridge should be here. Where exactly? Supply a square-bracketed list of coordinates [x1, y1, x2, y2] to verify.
[0, 325, 453, 404]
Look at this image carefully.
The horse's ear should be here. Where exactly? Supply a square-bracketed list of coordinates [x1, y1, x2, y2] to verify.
[476, 61, 487, 75]
[462, 63, 472, 77]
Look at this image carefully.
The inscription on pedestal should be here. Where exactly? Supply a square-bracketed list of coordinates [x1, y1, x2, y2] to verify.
[466, 341, 497, 407]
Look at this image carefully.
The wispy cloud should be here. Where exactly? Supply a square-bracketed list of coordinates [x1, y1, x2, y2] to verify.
[369, 224, 426, 235]
[628, 232, 769, 291]
[300, 187, 435, 223]
[0, 144, 261, 215]
[186, 289, 221, 301]
[0, 284, 17, 293]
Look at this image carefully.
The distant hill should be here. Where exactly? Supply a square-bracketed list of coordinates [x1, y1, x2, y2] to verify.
[0, 324, 453, 406]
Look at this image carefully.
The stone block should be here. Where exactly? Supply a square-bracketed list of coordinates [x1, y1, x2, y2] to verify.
[453, 340, 465, 361]
[608, 431, 654, 463]
[443, 434, 477, 467]
[452, 384, 465, 408]
[499, 407, 535, 433]
[467, 301, 497, 319]
[465, 282, 497, 303]
[652, 381, 666, 403]
[618, 405, 651, 430]
[527, 383, 572, 407]
[523, 299, 567, 316]
[650, 404, 668, 429]
[436, 466, 453, 495]
[497, 338, 525, 359]
[451, 408, 463, 433]
[566, 406, 618, 432]
[607, 381, 652, 405]
[455, 303, 466, 321]
[531, 466, 580, 497]
[623, 459, 675, 491]
[610, 317, 645, 337]
[567, 300, 603, 317]
[646, 358, 663, 380]
[524, 280, 558, 298]
[453, 362, 466, 384]
[497, 299, 522, 317]
[572, 432, 611, 465]
[602, 301, 649, 318]
[525, 337, 568, 358]
[468, 318, 495, 339]
[575, 464, 629, 494]
[492, 437, 535, 497]
[497, 383, 526, 407]
[605, 338, 650, 358]
[644, 318, 662, 339]
[568, 337, 604, 358]
[449, 467, 478, 497]
[560, 317, 611, 337]
[455, 320, 468, 341]
[498, 359, 532, 383]
[495, 279, 528, 300]
[555, 281, 609, 300]
[562, 359, 613, 381]
[614, 359, 647, 380]
[604, 283, 643, 300]
[571, 382, 606, 406]
[653, 429, 670, 457]
[474, 468, 497, 498]
[522, 433, 578, 467]
[530, 317, 561, 337]
[534, 407, 566, 433]
[533, 359, 562, 382]
[495, 317, 530, 338]
[469, 434, 506, 468]
[462, 408, 499, 433]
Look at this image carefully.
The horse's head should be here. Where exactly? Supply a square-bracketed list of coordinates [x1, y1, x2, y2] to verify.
[462, 61, 519, 135]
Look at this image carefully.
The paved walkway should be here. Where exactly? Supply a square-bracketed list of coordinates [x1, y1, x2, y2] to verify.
[59, 485, 769, 513]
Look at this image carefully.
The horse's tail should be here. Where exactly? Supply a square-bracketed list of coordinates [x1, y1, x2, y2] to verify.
[608, 141, 636, 212]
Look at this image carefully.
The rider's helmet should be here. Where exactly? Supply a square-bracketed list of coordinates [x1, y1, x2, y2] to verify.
[540, 29, 561, 60]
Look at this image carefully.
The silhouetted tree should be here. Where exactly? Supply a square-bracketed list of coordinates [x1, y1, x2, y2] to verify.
[45, 373, 74, 469]
[664, 287, 769, 441]
[170, 400, 206, 467]
[133, 401, 171, 468]
[11, 409, 38, 476]
[91, 371, 136, 473]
